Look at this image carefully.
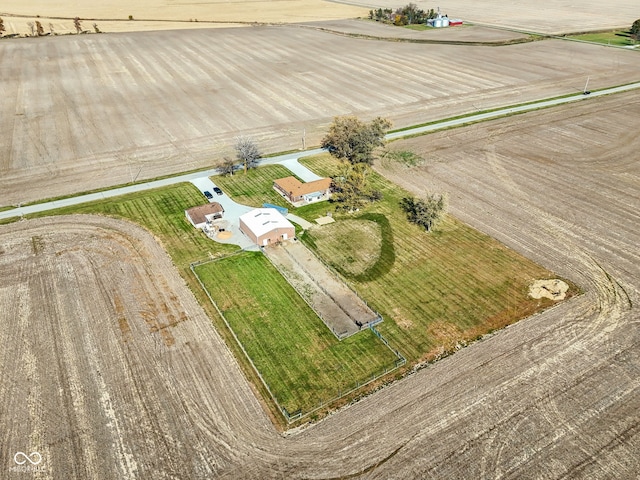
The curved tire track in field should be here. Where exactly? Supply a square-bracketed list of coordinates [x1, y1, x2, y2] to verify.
[369, 99, 639, 478]
[455, 144, 633, 478]
[1, 190, 638, 478]
[3, 88, 640, 478]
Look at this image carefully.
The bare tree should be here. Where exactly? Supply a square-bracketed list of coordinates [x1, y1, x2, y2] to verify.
[0, 17, 6, 36]
[220, 157, 237, 176]
[74, 17, 82, 34]
[234, 136, 261, 174]
[35, 20, 44, 36]
[93, 23, 101, 33]
[27, 22, 35, 37]
[49, 23, 55, 35]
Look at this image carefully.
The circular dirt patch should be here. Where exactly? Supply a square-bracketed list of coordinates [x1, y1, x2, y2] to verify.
[309, 219, 382, 276]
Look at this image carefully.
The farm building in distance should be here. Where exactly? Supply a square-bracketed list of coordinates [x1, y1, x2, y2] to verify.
[185, 203, 224, 229]
[239, 208, 295, 247]
[273, 176, 332, 206]
[427, 11, 463, 28]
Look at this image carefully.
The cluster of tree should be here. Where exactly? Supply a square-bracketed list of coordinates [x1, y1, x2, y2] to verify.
[369, 3, 438, 26]
[322, 115, 391, 211]
[331, 163, 383, 212]
[399, 194, 446, 232]
[1, 15, 104, 38]
[321, 116, 391, 166]
[631, 19, 640, 41]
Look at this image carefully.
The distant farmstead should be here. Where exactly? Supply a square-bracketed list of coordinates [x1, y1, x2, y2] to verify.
[185, 203, 224, 229]
[427, 11, 463, 28]
[239, 208, 295, 247]
[273, 176, 332, 206]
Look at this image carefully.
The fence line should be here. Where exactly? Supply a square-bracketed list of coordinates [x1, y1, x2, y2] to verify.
[190, 261, 291, 421]
[280, 243, 381, 325]
[297, 236, 384, 317]
[262, 249, 349, 340]
[293, 334, 406, 423]
[370, 324, 407, 365]
[190, 251, 407, 425]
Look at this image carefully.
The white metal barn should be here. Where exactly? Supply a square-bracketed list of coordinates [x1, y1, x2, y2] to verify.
[239, 208, 295, 247]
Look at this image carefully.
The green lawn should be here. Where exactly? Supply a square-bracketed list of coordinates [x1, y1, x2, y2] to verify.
[299, 153, 568, 362]
[195, 251, 399, 414]
[17, 156, 574, 423]
[404, 23, 430, 31]
[213, 165, 300, 209]
[570, 30, 637, 46]
[16, 178, 401, 420]
[305, 218, 382, 277]
[213, 164, 335, 222]
[27, 183, 238, 268]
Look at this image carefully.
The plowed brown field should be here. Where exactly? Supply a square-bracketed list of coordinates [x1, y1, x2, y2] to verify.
[1, 90, 639, 478]
[2, 27, 639, 207]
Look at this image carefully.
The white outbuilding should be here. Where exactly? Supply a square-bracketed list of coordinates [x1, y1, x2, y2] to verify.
[239, 208, 295, 247]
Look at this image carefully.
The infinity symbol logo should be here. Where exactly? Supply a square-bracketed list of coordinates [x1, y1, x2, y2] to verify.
[14, 452, 42, 465]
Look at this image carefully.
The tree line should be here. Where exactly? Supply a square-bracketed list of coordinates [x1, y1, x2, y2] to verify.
[369, 3, 439, 26]
[0, 16, 102, 37]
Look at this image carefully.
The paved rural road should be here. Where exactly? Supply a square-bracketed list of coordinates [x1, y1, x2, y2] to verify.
[1, 81, 639, 222]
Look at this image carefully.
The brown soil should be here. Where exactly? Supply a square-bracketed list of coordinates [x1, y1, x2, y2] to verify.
[2, 27, 639, 207]
[334, 0, 638, 34]
[2, 86, 639, 477]
[265, 240, 378, 337]
[0, 215, 273, 477]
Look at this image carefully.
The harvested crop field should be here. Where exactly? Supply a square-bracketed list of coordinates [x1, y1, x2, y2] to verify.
[2, 27, 639, 206]
[1, 92, 639, 477]
[0, 215, 273, 477]
[0, 0, 367, 35]
[335, 0, 639, 34]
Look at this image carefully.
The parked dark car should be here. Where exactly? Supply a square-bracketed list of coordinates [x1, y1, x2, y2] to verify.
[203, 191, 213, 199]
[213, 187, 223, 196]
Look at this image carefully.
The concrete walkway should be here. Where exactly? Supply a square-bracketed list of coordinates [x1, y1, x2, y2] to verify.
[286, 214, 314, 230]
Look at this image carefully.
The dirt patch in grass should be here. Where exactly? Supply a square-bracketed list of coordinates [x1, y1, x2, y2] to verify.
[194, 251, 398, 414]
[308, 219, 382, 277]
[529, 279, 569, 300]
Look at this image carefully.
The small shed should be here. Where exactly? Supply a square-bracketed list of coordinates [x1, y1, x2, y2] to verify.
[185, 203, 224, 229]
[239, 208, 295, 247]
